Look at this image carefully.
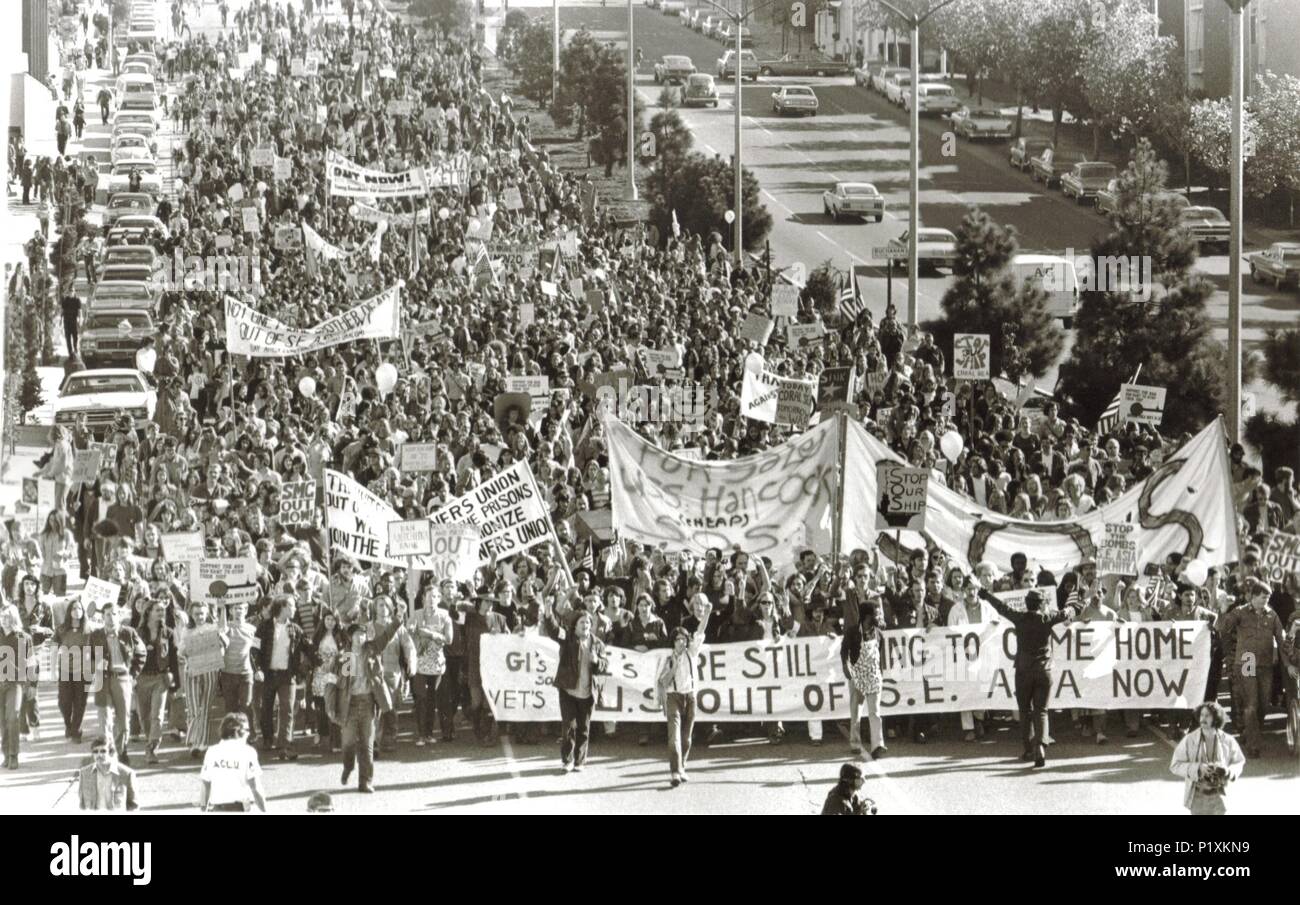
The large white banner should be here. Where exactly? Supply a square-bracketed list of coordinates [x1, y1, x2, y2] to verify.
[302, 220, 386, 271]
[840, 418, 1240, 574]
[350, 201, 433, 226]
[428, 460, 553, 563]
[481, 620, 1212, 722]
[605, 415, 838, 572]
[225, 285, 401, 356]
[326, 149, 429, 198]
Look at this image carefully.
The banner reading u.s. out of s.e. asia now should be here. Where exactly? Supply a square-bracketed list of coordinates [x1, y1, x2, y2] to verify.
[605, 414, 837, 572]
[225, 285, 401, 356]
[483, 621, 1211, 722]
[480, 620, 1211, 722]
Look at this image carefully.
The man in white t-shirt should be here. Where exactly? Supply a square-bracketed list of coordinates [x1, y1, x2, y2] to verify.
[199, 713, 267, 812]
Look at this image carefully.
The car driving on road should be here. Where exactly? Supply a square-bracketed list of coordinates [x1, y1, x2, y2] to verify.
[823, 182, 885, 222]
[1177, 206, 1230, 252]
[54, 369, 157, 437]
[80, 309, 157, 368]
[716, 48, 759, 81]
[654, 54, 697, 84]
[888, 228, 959, 270]
[681, 73, 720, 107]
[1248, 242, 1300, 289]
[771, 85, 819, 116]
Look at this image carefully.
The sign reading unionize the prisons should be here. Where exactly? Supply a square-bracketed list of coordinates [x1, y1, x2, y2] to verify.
[427, 461, 552, 563]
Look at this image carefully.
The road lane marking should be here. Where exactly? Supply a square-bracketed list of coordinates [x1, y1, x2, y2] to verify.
[762, 190, 794, 216]
[816, 230, 866, 264]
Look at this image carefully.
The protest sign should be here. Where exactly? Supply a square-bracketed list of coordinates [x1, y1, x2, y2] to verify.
[568, 278, 585, 299]
[325, 470, 472, 569]
[539, 280, 558, 297]
[636, 347, 680, 378]
[183, 625, 225, 677]
[875, 462, 928, 531]
[953, 333, 991, 380]
[482, 619, 1211, 721]
[189, 557, 261, 608]
[70, 448, 104, 486]
[817, 366, 856, 413]
[227, 183, 245, 202]
[81, 577, 121, 615]
[428, 461, 553, 563]
[325, 150, 428, 198]
[1098, 522, 1138, 576]
[278, 480, 316, 527]
[585, 289, 605, 313]
[786, 322, 824, 350]
[273, 225, 303, 250]
[994, 585, 1059, 612]
[161, 531, 203, 565]
[251, 145, 275, 167]
[503, 186, 524, 210]
[505, 375, 549, 410]
[741, 369, 817, 428]
[400, 442, 439, 472]
[519, 302, 535, 329]
[771, 283, 800, 318]
[606, 415, 838, 571]
[423, 524, 481, 581]
[273, 156, 292, 181]
[1261, 531, 1300, 583]
[241, 207, 260, 233]
[1120, 384, 1167, 426]
[225, 285, 401, 357]
[388, 519, 433, 557]
[739, 312, 774, 347]
[38, 480, 56, 521]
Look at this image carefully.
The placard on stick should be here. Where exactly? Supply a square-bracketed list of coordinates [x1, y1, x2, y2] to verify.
[875, 462, 928, 531]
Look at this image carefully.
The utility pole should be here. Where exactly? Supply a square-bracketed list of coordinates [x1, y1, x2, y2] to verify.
[873, 0, 958, 327]
[1224, 0, 1249, 443]
[626, 0, 637, 200]
[552, 0, 559, 109]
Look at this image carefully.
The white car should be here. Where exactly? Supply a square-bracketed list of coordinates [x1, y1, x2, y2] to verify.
[106, 214, 169, 247]
[953, 106, 1013, 140]
[771, 85, 819, 116]
[884, 72, 912, 105]
[904, 83, 961, 116]
[101, 162, 163, 200]
[110, 134, 154, 167]
[887, 228, 959, 270]
[54, 369, 157, 437]
[823, 182, 885, 222]
[871, 66, 906, 94]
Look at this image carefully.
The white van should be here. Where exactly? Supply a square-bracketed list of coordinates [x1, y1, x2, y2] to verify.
[1011, 254, 1079, 328]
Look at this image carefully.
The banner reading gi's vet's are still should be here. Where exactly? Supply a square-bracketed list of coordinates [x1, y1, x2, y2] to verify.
[225, 285, 401, 357]
[481, 620, 1211, 722]
[605, 415, 838, 572]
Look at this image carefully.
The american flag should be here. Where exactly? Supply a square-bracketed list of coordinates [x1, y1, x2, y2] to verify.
[408, 222, 421, 279]
[1096, 364, 1143, 435]
[581, 540, 595, 573]
[838, 274, 866, 320]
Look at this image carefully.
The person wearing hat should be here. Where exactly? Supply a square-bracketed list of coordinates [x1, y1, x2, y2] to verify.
[1217, 578, 1286, 758]
[982, 588, 1076, 767]
[821, 762, 877, 815]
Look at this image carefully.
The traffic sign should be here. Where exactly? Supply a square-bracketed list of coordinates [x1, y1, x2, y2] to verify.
[870, 246, 909, 262]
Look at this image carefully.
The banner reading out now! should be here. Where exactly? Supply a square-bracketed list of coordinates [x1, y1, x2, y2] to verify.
[225, 285, 401, 356]
[480, 620, 1211, 722]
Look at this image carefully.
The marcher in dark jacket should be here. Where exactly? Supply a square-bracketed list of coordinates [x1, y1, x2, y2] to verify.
[543, 600, 609, 772]
[821, 763, 876, 815]
[255, 598, 306, 758]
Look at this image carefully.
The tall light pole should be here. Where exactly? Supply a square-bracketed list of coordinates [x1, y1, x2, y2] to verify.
[626, 0, 637, 200]
[1225, 0, 1249, 443]
[552, 0, 559, 109]
[874, 0, 958, 327]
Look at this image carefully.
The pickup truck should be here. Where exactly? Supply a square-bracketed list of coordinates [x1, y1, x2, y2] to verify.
[1029, 148, 1082, 189]
[757, 53, 851, 78]
[716, 49, 759, 81]
[1247, 242, 1300, 289]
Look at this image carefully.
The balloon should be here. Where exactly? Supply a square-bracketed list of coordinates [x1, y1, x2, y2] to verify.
[939, 430, 964, 464]
[298, 376, 316, 398]
[724, 210, 736, 224]
[744, 352, 765, 376]
[1183, 559, 1209, 586]
[468, 217, 482, 233]
[375, 362, 398, 395]
[438, 207, 450, 221]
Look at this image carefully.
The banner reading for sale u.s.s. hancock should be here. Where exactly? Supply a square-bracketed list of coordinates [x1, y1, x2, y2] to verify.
[604, 414, 838, 573]
[481, 620, 1211, 722]
[225, 284, 401, 357]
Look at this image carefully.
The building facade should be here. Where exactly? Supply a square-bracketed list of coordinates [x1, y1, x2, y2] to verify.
[1159, 0, 1300, 98]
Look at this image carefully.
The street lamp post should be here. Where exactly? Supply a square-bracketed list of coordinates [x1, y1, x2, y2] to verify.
[552, 0, 559, 109]
[627, 0, 637, 200]
[1224, 0, 1249, 443]
[873, 0, 958, 327]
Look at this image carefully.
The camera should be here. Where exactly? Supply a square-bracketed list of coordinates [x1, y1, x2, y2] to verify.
[854, 797, 879, 816]
[1197, 765, 1229, 795]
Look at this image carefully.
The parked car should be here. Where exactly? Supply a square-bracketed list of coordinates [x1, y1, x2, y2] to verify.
[689, 9, 706, 29]
[90, 278, 160, 312]
[757, 53, 851, 78]
[661, 0, 685, 14]
[101, 162, 163, 201]
[1060, 161, 1118, 203]
[822, 182, 885, 222]
[54, 369, 157, 436]
[681, 73, 720, 107]
[1177, 206, 1230, 252]
[104, 191, 155, 226]
[953, 106, 1012, 140]
[871, 66, 907, 94]
[716, 49, 759, 81]
[1094, 182, 1190, 216]
[110, 133, 154, 167]
[1029, 148, 1082, 188]
[106, 214, 169, 246]
[80, 309, 157, 368]
[102, 244, 162, 274]
[654, 54, 697, 84]
[1247, 242, 1300, 289]
[888, 228, 959, 270]
[1008, 136, 1053, 172]
[904, 82, 961, 116]
[700, 15, 719, 36]
[771, 85, 819, 116]
[852, 62, 879, 87]
[884, 72, 912, 105]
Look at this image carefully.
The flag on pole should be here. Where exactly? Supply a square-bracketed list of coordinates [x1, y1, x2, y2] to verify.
[409, 221, 421, 279]
[580, 540, 595, 574]
[838, 273, 866, 320]
[1097, 364, 1143, 435]
[302, 224, 319, 279]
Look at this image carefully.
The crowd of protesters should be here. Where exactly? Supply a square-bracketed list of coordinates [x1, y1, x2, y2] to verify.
[1, 0, 1298, 802]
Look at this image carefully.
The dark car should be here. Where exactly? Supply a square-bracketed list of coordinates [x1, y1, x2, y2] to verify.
[758, 53, 852, 78]
[80, 309, 157, 367]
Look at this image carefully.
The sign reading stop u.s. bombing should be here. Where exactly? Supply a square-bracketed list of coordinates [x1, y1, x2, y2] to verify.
[481, 619, 1212, 721]
[1098, 522, 1138, 576]
[953, 333, 991, 380]
[1120, 383, 1167, 425]
[875, 462, 928, 531]
[1261, 531, 1300, 583]
[278, 480, 316, 527]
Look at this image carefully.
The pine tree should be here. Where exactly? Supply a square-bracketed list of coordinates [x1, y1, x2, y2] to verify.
[921, 206, 1064, 381]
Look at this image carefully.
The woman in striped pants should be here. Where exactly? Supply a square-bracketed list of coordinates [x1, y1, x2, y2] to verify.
[179, 601, 220, 757]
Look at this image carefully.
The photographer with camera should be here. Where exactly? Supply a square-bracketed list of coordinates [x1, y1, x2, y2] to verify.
[1170, 701, 1245, 815]
[820, 763, 877, 815]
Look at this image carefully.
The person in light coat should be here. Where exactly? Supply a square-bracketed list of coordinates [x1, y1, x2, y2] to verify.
[1170, 701, 1244, 815]
[654, 604, 709, 787]
[946, 576, 1000, 741]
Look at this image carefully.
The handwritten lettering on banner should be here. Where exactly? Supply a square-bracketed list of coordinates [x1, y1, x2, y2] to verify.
[278, 480, 317, 527]
[875, 462, 928, 531]
[741, 370, 817, 428]
[388, 519, 432, 557]
[993, 585, 1058, 612]
[786, 322, 824, 350]
[400, 442, 439, 473]
[325, 469, 453, 569]
[160, 531, 203, 583]
[771, 283, 800, 317]
[225, 285, 401, 356]
[605, 414, 838, 571]
[1120, 383, 1167, 426]
[1261, 531, 1300, 583]
[953, 333, 991, 380]
[428, 461, 552, 563]
[480, 620, 1211, 722]
[183, 625, 225, 677]
[1098, 522, 1138, 576]
[189, 557, 260, 608]
[81, 577, 122, 615]
[350, 202, 433, 227]
[326, 149, 429, 198]
[425, 524, 481, 581]
[817, 366, 856, 412]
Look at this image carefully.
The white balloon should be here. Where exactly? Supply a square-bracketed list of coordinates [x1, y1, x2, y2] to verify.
[724, 210, 736, 224]
[744, 352, 765, 376]
[468, 217, 482, 233]
[438, 207, 450, 220]
[939, 430, 964, 464]
[375, 362, 398, 395]
[298, 376, 316, 398]
[1182, 559, 1209, 586]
